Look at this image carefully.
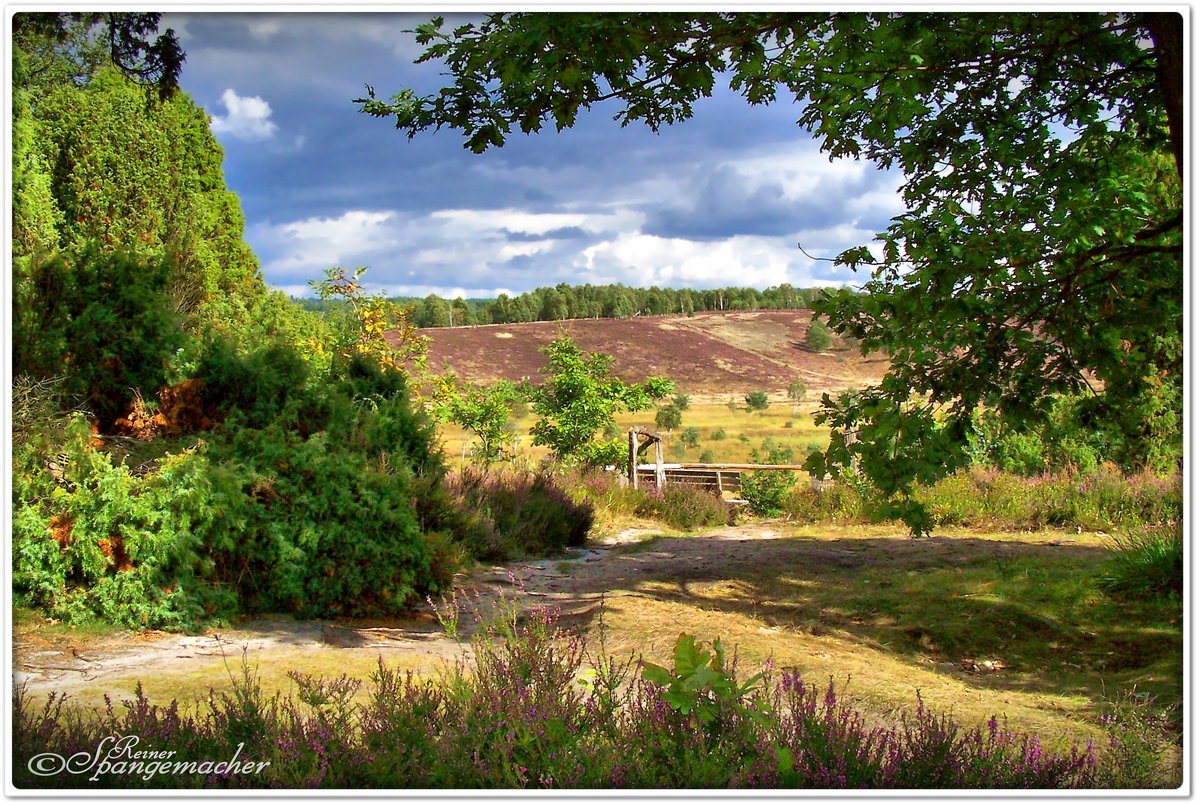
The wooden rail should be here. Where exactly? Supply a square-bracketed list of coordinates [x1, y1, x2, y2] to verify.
[626, 428, 819, 497]
[635, 464, 745, 494]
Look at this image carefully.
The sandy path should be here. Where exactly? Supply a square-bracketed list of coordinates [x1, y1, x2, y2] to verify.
[12, 524, 1098, 705]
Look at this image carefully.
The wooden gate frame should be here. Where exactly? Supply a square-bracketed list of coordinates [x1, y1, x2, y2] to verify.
[627, 427, 664, 490]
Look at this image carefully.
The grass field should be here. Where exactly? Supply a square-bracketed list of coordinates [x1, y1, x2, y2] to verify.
[438, 399, 830, 469]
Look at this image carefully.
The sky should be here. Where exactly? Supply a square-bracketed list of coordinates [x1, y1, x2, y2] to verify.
[164, 11, 905, 300]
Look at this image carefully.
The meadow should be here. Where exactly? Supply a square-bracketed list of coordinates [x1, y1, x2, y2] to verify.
[439, 398, 830, 470]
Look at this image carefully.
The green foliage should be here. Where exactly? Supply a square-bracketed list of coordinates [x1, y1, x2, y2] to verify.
[744, 391, 769, 412]
[741, 446, 796, 517]
[201, 422, 435, 618]
[13, 249, 184, 426]
[699, 449, 715, 464]
[804, 320, 833, 351]
[640, 633, 763, 731]
[311, 266, 429, 379]
[433, 378, 522, 464]
[1099, 526, 1183, 601]
[527, 336, 673, 467]
[12, 416, 228, 629]
[368, 11, 1182, 537]
[655, 405, 682, 436]
[680, 427, 701, 449]
[967, 397, 1113, 477]
[710, 428, 727, 441]
[13, 13, 184, 98]
[17, 61, 261, 303]
[672, 393, 691, 411]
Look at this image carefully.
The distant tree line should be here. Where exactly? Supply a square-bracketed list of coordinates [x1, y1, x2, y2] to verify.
[295, 282, 833, 328]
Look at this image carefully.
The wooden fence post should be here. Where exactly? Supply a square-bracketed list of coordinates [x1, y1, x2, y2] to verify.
[629, 430, 639, 490]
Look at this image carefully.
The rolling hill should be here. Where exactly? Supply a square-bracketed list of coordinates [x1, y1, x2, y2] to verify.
[407, 310, 887, 398]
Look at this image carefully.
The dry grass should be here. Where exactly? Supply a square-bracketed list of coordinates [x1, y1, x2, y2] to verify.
[437, 402, 830, 469]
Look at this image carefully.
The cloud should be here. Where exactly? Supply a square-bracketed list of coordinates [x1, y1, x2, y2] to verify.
[174, 13, 898, 298]
[250, 209, 401, 284]
[209, 89, 278, 141]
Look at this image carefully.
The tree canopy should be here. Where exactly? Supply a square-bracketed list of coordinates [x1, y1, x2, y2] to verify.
[358, 11, 1183, 532]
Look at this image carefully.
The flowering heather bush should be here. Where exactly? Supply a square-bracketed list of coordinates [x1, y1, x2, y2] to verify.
[561, 470, 728, 532]
[783, 466, 1180, 534]
[634, 484, 730, 530]
[15, 607, 1165, 790]
[445, 468, 593, 560]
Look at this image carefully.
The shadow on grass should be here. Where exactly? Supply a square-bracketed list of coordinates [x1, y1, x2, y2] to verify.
[533, 531, 1182, 721]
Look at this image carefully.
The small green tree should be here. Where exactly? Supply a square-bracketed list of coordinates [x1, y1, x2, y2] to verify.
[432, 376, 520, 464]
[745, 391, 770, 412]
[805, 319, 834, 352]
[672, 393, 691, 411]
[787, 379, 808, 415]
[680, 426, 701, 449]
[527, 336, 673, 467]
[655, 405, 683, 440]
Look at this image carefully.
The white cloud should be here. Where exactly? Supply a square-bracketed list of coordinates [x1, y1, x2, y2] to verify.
[209, 89, 278, 141]
[580, 234, 801, 289]
[251, 210, 401, 280]
[246, 18, 283, 42]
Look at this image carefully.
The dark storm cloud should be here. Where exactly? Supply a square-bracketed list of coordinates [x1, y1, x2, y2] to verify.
[163, 11, 898, 295]
[643, 161, 895, 242]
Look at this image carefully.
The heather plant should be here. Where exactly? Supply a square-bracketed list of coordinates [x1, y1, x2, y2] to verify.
[15, 609, 1157, 789]
[445, 468, 594, 560]
[781, 465, 1180, 534]
[634, 484, 730, 531]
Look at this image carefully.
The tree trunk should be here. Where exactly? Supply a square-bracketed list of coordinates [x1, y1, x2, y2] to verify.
[1143, 12, 1184, 178]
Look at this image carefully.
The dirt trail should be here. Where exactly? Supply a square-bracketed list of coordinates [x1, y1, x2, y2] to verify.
[12, 524, 1100, 709]
[10, 526, 770, 701]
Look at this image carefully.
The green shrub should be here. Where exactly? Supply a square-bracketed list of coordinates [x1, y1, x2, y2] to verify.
[680, 427, 701, 448]
[12, 416, 231, 629]
[740, 446, 796, 517]
[744, 391, 769, 412]
[13, 349, 455, 626]
[805, 319, 834, 351]
[1099, 526, 1183, 600]
[710, 428, 727, 441]
[202, 422, 435, 617]
[637, 484, 730, 530]
[13, 249, 184, 426]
